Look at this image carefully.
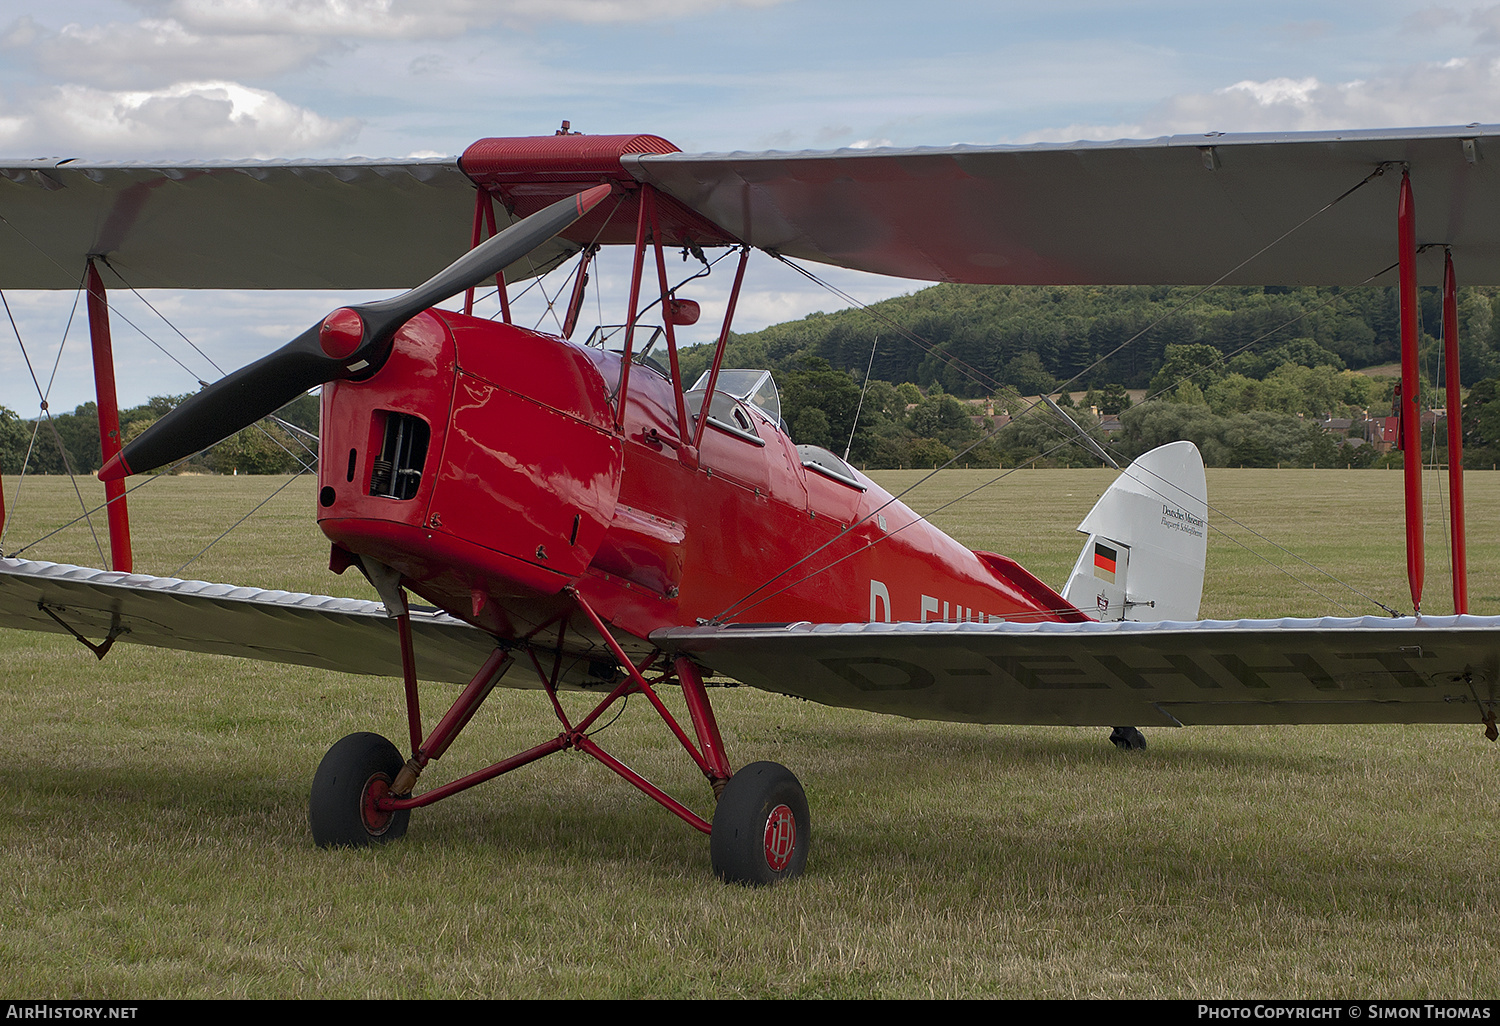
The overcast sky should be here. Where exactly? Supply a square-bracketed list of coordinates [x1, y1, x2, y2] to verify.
[3, 0, 1500, 412]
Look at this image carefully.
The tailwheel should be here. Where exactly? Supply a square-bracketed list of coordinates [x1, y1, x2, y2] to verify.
[309, 732, 411, 847]
[1109, 726, 1147, 751]
[710, 761, 810, 886]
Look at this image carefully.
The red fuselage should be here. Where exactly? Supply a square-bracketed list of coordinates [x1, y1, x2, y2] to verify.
[315, 310, 1086, 665]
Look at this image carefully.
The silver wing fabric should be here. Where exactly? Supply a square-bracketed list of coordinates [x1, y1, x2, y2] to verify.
[627, 126, 1500, 286]
[0, 556, 497, 685]
[0, 158, 578, 289]
[656, 618, 1500, 727]
[4, 125, 1498, 291]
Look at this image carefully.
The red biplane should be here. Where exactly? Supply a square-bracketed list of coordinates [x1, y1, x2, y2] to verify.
[2, 125, 1499, 884]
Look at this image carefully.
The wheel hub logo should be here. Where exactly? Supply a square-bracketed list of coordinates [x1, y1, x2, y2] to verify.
[763, 804, 796, 871]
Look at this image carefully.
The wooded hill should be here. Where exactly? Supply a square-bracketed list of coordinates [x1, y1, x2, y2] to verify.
[7, 283, 1500, 475]
[681, 282, 1500, 395]
[676, 282, 1500, 471]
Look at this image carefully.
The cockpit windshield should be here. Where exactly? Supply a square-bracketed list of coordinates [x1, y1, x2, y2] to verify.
[584, 325, 671, 380]
[688, 368, 781, 425]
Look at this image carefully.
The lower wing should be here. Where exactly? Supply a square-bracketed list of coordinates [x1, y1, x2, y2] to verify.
[655, 618, 1500, 727]
[0, 556, 495, 685]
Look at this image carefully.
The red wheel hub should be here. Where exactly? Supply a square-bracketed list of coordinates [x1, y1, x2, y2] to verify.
[763, 804, 796, 872]
[361, 775, 395, 834]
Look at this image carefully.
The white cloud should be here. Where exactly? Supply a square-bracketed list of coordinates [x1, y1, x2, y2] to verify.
[131, 0, 791, 37]
[1151, 58, 1500, 133]
[1466, 3, 1500, 45]
[0, 81, 361, 158]
[22, 17, 327, 89]
[1219, 76, 1322, 108]
[0, 14, 41, 47]
[1011, 122, 1149, 144]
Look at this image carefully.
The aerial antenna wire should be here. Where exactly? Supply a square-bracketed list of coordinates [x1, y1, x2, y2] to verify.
[717, 164, 1400, 623]
[1051, 163, 1394, 398]
[844, 333, 878, 461]
[1129, 260, 1399, 411]
[1115, 455, 1399, 616]
[781, 161, 1391, 409]
[774, 258, 1011, 397]
[722, 418, 1370, 623]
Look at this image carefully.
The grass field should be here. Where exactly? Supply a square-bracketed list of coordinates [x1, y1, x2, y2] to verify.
[2, 468, 1498, 999]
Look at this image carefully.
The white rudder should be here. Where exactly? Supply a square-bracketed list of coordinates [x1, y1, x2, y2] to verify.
[1061, 440, 1207, 622]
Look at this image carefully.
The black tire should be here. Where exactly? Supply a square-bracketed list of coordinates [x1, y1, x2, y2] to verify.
[710, 761, 810, 885]
[1109, 726, 1147, 751]
[309, 732, 410, 847]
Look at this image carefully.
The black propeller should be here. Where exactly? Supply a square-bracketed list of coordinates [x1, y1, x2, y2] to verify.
[100, 183, 613, 480]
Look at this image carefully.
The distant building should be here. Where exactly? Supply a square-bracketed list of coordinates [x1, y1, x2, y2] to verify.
[1364, 410, 1444, 453]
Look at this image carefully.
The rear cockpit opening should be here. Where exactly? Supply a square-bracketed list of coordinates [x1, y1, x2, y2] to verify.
[796, 445, 865, 490]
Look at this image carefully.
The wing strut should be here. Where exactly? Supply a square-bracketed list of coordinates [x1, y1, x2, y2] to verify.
[1398, 171, 1424, 613]
[84, 259, 133, 572]
[1443, 250, 1468, 613]
[461, 188, 511, 321]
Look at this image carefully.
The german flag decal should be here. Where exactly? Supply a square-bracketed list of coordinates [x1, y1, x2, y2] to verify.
[1093, 543, 1117, 582]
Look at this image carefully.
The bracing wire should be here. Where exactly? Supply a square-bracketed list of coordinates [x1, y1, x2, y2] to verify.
[717, 163, 1401, 622]
[171, 470, 312, 577]
[0, 283, 106, 565]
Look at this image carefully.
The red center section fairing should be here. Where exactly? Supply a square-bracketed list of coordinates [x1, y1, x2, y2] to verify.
[459, 134, 741, 251]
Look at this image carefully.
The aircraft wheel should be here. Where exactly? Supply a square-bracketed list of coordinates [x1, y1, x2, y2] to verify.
[309, 732, 411, 847]
[1109, 726, 1147, 751]
[710, 761, 809, 886]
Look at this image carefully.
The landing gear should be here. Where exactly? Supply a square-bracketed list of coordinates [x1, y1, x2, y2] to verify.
[710, 761, 810, 886]
[1109, 726, 1147, 751]
[303, 588, 812, 883]
[309, 732, 411, 847]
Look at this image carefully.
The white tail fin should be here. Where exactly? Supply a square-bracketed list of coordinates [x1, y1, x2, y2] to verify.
[1061, 440, 1207, 622]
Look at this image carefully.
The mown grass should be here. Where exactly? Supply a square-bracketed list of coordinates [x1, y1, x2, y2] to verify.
[2, 469, 1498, 998]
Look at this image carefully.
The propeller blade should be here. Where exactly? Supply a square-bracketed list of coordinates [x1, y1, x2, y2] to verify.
[100, 184, 614, 480]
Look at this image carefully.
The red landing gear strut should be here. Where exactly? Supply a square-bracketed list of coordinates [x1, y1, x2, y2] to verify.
[307, 588, 809, 885]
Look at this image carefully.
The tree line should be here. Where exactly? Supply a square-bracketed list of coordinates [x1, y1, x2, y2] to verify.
[676, 282, 1500, 471]
[7, 282, 1500, 475]
[0, 394, 319, 477]
[681, 282, 1500, 397]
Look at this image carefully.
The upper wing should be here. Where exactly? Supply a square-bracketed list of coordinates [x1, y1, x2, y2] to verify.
[5, 125, 1497, 292]
[627, 125, 1500, 286]
[655, 618, 1500, 727]
[0, 556, 497, 684]
[0, 157, 579, 289]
